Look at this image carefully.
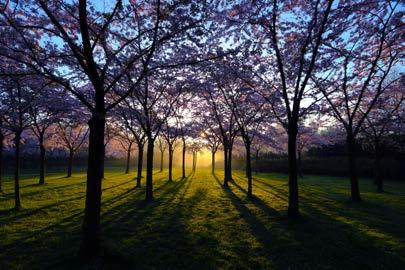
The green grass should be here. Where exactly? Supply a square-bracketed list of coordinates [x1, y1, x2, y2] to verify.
[0, 168, 404, 269]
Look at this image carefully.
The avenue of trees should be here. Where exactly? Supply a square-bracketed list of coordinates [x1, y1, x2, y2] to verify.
[0, 0, 403, 262]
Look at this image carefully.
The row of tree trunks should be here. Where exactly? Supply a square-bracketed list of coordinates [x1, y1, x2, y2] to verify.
[223, 146, 234, 187]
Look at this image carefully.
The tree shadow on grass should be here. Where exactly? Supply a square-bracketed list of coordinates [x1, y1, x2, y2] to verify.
[0, 170, 209, 270]
[255, 176, 405, 246]
[0, 193, 86, 226]
[0, 208, 84, 270]
[1, 171, 404, 270]
[98, 172, 219, 269]
[0, 179, 135, 225]
[247, 175, 405, 269]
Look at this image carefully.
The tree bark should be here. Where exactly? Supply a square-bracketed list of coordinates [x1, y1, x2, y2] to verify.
[211, 151, 215, 174]
[168, 145, 173, 182]
[287, 128, 299, 217]
[297, 150, 303, 179]
[67, 149, 74, 178]
[159, 149, 164, 172]
[145, 138, 154, 201]
[347, 135, 361, 201]
[182, 139, 186, 179]
[125, 142, 132, 174]
[14, 131, 22, 209]
[245, 142, 252, 198]
[38, 133, 46, 184]
[228, 147, 233, 181]
[136, 143, 144, 188]
[80, 112, 105, 259]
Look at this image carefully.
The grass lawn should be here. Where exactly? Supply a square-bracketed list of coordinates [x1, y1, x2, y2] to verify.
[0, 168, 404, 269]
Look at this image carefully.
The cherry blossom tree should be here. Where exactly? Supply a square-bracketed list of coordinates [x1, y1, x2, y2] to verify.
[202, 78, 239, 186]
[174, 94, 194, 179]
[218, 75, 268, 197]
[56, 118, 89, 178]
[0, 74, 45, 209]
[0, 0, 219, 257]
[116, 130, 135, 175]
[189, 141, 204, 172]
[122, 73, 184, 200]
[29, 88, 69, 184]
[202, 127, 221, 175]
[360, 80, 404, 192]
[161, 122, 181, 182]
[119, 107, 147, 188]
[315, 1, 403, 201]
[224, 0, 336, 216]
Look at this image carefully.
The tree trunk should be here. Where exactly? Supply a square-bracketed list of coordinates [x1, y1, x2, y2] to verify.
[38, 134, 46, 184]
[192, 152, 196, 172]
[223, 146, 228, 187]
[136, 144, 143, 188]
[287, 128, 299, 217]
[160, 149, 164, 172]
[182, 139, 186, 179]
[211, 151, 215, 174]
[0, 132, 3, 192]
[374, 147, 383, 193]
[67, 149, 74, 178]
[14, 131, 22, 210]
[125, 142, 132, 174]
[246, 142, 252, 198]
[347, 135, 361, 201]
[80, 113, 105, 260]
[228, 147, 233, 181]
[297, 150, 303, 179]
[145, 138, 154, 201]
[168, 145, 173, 182]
